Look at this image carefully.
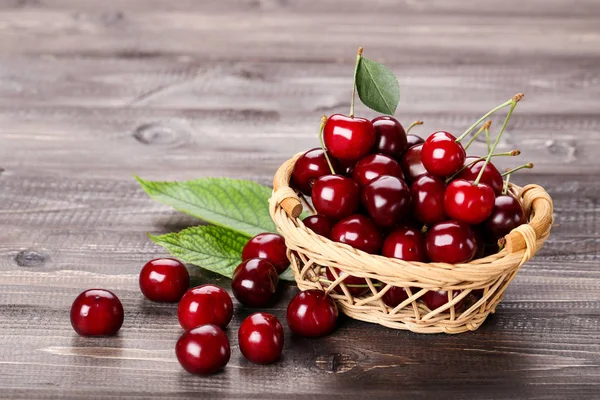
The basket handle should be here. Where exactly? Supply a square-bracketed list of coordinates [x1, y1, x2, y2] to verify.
[272, 152, 304, 218]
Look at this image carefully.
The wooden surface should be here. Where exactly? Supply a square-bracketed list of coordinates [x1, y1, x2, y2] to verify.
[1, 0, 600, 398]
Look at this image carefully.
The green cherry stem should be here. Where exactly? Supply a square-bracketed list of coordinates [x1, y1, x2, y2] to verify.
[464, 120, 492, 151]
[319, 115, 336, 174]
[349, 47, 364, 118]
[502, 172, 512, 195]
[501, 163, 534, 177]
[406, 120, 423, 134]
[446, 149, 520, 183]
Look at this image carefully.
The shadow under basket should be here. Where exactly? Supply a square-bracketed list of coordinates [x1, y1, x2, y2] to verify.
[269, 153, 554, 334]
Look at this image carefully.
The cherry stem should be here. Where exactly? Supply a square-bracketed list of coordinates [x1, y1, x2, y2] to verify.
[406, 120, 423, 134]
[318, 115, 336, 174]
[445, 149, 520, 183]
[501, 163, 534, 177]
[502, 173, 511, 195]
[349, 47, 364, 118]
[485, 124, 491, 153]
[464, 120, 492, 151]
[456, 93, 524, 143]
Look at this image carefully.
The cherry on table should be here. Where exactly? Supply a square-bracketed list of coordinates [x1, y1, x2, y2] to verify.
[400, 143, 428, 183]
[421, 131, 466, 177]
[177, 285, 233, 330]
[410, 173, 447, 225]
[406, 134, 425, 149]
[291, 148, 338, 196]
[371, 116, 407, 159]
[484, 194, 526, 240]
[352, 153, 405, 187]
[311, 174, 360, 221]
[444, 179, 495, 225]
[287, 289, 338, 337]
[423, 289, 464, 311]
[70, 289, 124, 337]
[455, 156, 503, 195]
[362, 175, 412, 229]
[331, 214, 383, 254]
[323, 114, 376, 162]
[425, 220, 477, 263]
[242, 233, 289, 274]
[231, 258, 279, 307]
[303, 214, 334, 238]
[175, 324, 230, 375]
[238, 312, 284, 365]
[139, 258, 190, 303]
[326, 267, 369, 296]
[382, 226, 426, 262]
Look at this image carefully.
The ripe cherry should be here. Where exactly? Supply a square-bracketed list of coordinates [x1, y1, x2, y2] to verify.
[425, 220, 477, 263]
[421, 131, 466, 177]
[382, 226, 426, 262]
[231, 258, 278, 307]
[331, 214, 383, 254]
[484, 195, 526, 240]
[351, 153, 405, 187]
[287, 289, 338, 337]
[362, 176, 412, 229]
[238, 313, 284, 365]
[406, 134, 425, 149]
[423, 290, 464, 311]
[323, 114, 376, 161]
[455, 157, 503, 195]
[311, 175, 360, 221]
[400, 144, 427, 183]
[178, 285, 233, 330]
[242, 233, 289, 274]
[139, 258, 190, 303]
[326, 267, 369, 296]
[444, 179, 495, 225]
[382, 286, 411, 308]
[410, 174, 447, 225]
[371, 116, 407, 159]
[291, 148, 338, 195]
[70, 289, 124, 337]
[175, 324, 230, 375]
[303, 214, 334, 238]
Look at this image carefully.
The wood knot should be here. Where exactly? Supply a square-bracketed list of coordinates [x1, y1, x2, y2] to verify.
[15, 250, 49, 267]
[133, 122, 191, 147]
[315, 353, 356, 373]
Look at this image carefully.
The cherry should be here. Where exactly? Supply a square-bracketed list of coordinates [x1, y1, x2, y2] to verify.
[70, 289, 124, 337]
[455, 156, 503, 195]
[238, 313, 284, 365]
[351, 153, 405, 187]
[406, 134, 425, 149]
[291, 148, 338, 196]
[242, 233, 289, 274]
[425, 220, 477, 263]
[444, 179, 495, 225]
[139, 258, 190, 303]
[382, 226, 426, 262]
[175, 324, 230, 375]
[311, 175, 360, 221]
[323, 114, 376, 161]
[371, 116, 407, 159]
[382, 286, 410, 308]
[303, 214, 334, 238]
[231, 258, 279, 307]
[326, 267, 369, 296]
[362, 176, 411, 229]
[410, 174, 447, 225]
[178, 285, 233, 330]
[421, 131, 466, 177]
[400, 144, 428, 183]
[331, 214, 383, 254]
[484, 194, 526, 240]
[287, 289, 338, 337]
[423, 290, 464, 311]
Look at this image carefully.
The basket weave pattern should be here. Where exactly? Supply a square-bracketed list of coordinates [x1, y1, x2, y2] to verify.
[270, 153, 554, 334]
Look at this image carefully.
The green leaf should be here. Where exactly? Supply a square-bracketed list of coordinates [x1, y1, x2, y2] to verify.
[356, 57, 400, 115]
[137, 176, 277, 237]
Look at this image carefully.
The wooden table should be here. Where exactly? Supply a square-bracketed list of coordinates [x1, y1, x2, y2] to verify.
[1, 1, 599, 398]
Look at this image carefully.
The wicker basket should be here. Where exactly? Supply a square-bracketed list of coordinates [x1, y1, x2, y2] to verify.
[269, 152, 554, 334]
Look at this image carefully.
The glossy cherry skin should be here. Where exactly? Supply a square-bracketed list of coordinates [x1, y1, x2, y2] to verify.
[175, 324, 230, 375]
[287, 290, 338, 337]
[70, 289, 124, 337]
[444, 179, 495, 224]
[400, 144, 428, 183]
[352, 153, 405, 187]
[371, 116, 407, 159]
[410, 174, 448, 225]
[425, 220, 477, 263]
[423, 290, 465, 311]
[303, 214, 334, 238]
[231, 258, 279, 307]
[323, 114, 376, 161]
[382, 286, 411, 308]
[238, 313, 284, 365]
[242, 233, 289, 274]
[421, 131, 466, 177]
[178, 285, 233, 330]
[331, 214, 383, 254]
[326, 267, 369, 296]
[291, 148, 339, 195]
[139, 258, 190, 303]
[484, 195, 526, 240]
[362, 175, 412, 228]
[456, 156, 503, 195]
[382, 226, 426, 262]
[406, 134, 425, 149]
[311, 174, 360, 221]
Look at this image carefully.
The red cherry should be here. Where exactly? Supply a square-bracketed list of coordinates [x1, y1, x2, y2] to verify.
[455, 156, 503, 195]
[400, 144, 428, 183]
[352, 153, 405, 187]
[421, 131, 466, 177]
[382, 286, 411, 308]
[291, 148, 338, 195]
[326, 267, 369, 296]
[311, 174, 360, 221]
[70, 289, 124, 337]
[242, 233, 289, 274]
[287, 290, 338, 337]
[231, 258, 279, 307]
[406, 134, 425, 149]
[238, 313, 284, 365]
[371, 116, 407, 159]
[423, 290, 464, 311]
[175, 324, 230, 375]
[382, 226, 426, 262]
[323, 114, 376, 161]
[444, 179, 495, 224]
[362, 175, 412, 228]
[331, 214, 383, 254]
[302, 214, 334, 238]
[178, 285, 233, 330]
[410, 173, 447, 225]
[139, 258, 190, 303]
[425, 220, 477, 263]
[484, 195, 526, 240]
